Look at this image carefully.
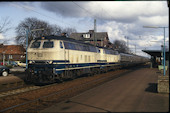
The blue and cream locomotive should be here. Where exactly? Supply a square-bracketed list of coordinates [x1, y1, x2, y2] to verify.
[26, 35, 120, 83]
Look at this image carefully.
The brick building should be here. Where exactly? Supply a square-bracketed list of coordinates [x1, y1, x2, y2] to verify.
[0, 44, 26, 62]
[70, 30, 113, 48]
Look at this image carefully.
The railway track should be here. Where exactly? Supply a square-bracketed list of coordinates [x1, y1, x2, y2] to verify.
[0, 64, 149, 112]
[0, 85, 40, 98]
[0, 72, 26, 92]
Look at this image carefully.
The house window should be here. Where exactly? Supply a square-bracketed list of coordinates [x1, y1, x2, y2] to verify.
[21, 55, 25, 58]
[9, 55, 13, 59]
[83, 34, 90, 38]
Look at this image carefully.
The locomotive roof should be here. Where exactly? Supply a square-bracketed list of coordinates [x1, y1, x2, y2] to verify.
[34, 35, 117, 51]
[35, 35, 95, 46]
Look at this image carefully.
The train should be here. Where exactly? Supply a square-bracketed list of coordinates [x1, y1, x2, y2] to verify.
[25, 35, 149, 84]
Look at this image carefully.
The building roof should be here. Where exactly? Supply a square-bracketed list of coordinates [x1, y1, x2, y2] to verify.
[0, 44, 25, 55]
[70, 30, 108, 41]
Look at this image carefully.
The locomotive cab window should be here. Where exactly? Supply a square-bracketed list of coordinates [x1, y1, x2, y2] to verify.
[30, 41, 41, 48]
[43, 41, 54, 48]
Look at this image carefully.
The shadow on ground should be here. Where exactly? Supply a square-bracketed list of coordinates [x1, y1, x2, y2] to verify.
[145, 83, 157, 93]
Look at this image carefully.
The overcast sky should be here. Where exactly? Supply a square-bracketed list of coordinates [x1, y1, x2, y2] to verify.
[0, 1, 169, 57]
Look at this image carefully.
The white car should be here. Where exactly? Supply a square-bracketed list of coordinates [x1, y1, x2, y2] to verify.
[15, 61, 26, 67]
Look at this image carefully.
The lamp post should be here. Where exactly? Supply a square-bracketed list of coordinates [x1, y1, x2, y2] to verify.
[2, 51, 5, 66]
[125, 36, 129, 48]
[26, 29, 28, 69]
[143, 26, 168, 76]
[134, 45, 136, 54]
[26, 28, 44, 69]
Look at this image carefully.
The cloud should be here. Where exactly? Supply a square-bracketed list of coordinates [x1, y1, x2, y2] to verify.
[40, 2, 90, 18]
[0, 34, 4, 39]
[0, 2, 9, 6]
[40, 1, 168, 24]
[139, 16, 168, 27]
[9, 2, 35, 12]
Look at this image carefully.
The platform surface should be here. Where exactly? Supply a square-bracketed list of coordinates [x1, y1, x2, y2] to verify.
[41, 67, 169, 112]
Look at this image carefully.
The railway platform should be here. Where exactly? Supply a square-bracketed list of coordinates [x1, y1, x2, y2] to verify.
[40, 66, 169, 112]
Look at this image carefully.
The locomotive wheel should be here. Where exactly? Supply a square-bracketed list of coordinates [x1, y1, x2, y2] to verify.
[70, 70, 76, 80]
[48, 74, 55, 83]
[104, 67, 108, 73]
[94, 68, 99, 75]
[58, 73, 64, 82]
[88, 68, 94, 76]
[76, 69, 81, 77]
[24, 69, 32, 83]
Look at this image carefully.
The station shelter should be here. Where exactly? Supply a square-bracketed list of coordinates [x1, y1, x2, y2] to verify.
[142, 50, 169, 68]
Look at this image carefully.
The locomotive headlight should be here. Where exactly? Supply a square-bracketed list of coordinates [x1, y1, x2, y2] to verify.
[29, 60, 35, 64]
[49, 61, 53, 64]
[46, 60, 53, 64]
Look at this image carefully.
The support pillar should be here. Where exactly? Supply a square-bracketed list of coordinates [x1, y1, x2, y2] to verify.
[158, 75, 169, 93]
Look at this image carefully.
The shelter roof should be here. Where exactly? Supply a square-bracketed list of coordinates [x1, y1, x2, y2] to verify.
[142, 49, 169, 58]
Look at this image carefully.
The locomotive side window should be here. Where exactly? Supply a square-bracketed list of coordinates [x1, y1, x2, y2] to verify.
[79, 45, 84, 51]
[64, 42, 77, 50]
[89, 46, 97, 52]
[60, 41, 63, 49]
[96, 48, 100, 53]
[75, 44, 80, 50]
[69, 43, 76, 50]
[30, 41, 41, 48]
[64, 42, 69, 49]
[43, 41, 54, 48]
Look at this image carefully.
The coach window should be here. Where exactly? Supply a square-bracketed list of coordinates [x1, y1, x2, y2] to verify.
[60, 41, 63, 49]
[43, 41, 54, 48]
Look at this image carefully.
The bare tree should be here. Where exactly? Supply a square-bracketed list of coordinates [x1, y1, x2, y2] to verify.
[15, 17, 77, 47]
[62, 27, 77, 36]
[0, 17, 11, 44]
[15, 17, 55, 46]
[0, 17, 11, 34]
[112, 40, 130, 53]
[51, 25, 63, 36]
